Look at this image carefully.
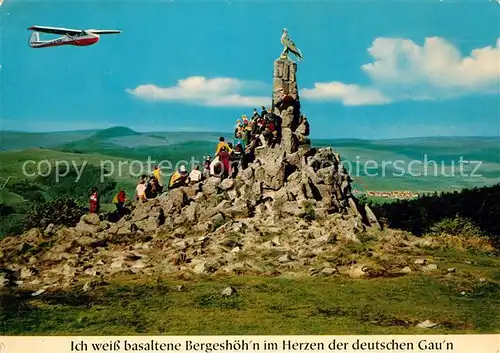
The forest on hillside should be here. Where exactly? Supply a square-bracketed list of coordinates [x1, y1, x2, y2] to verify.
[368, 183, 500, 249]
[0, 165, 119, 237]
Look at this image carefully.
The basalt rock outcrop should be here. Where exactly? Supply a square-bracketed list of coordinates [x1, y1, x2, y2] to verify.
[0, 58, 383, 292]
[0, 141, 381, 292]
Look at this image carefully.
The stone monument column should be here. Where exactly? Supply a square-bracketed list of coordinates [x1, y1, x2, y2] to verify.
[272, 58, 300, 109]
[272, 58, 310, 154]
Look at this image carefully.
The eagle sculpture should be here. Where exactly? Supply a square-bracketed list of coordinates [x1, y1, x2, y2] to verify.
[280, 28, 303, 62]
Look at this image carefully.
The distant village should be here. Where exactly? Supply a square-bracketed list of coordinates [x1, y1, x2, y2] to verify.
[353, 190, 420, 200]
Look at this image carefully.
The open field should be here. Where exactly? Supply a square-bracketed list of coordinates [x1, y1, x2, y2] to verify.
[0, 130, 97, 151]
[2, 248, 499, 335]
[0, 148, 134, 182]
[0, 148, 139, 210]
[0, 190, 25, 205]
[316, 137, 500, 193]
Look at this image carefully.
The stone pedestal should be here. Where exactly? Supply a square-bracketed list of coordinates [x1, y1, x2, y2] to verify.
[272, 58, 309, 154]
[273, 58, 300, 108]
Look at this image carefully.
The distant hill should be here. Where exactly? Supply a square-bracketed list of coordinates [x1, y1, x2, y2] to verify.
[53, 128, 227, 162]
[0, 128, 230, 151]
[89, 126, 141, 140]
[0, 130, 97, 151]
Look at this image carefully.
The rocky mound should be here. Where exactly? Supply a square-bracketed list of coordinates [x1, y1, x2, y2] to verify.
[0, 142, 382, 293]
[0, 58, 383, 292]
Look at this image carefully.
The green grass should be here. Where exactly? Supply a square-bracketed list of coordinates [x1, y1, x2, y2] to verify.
[1, 270, 499, 335]
[0, 148, 139, 204]
[0, 189, 26, 205]
[0, 148, 134, 182]
[0, 130, 96, 151]
[56, 140, 215, 164]
[315, 137, 500, 193]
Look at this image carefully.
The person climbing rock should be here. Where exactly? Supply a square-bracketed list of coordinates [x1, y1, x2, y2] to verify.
[260, 106, 267, 119]
[217, 146, 231, 179]
[146, 176, 160, 198]
[215, 136, 232, 155]
[275, 90, 296, 112]
[252, 108, 260, 121]
[153, 165, 163, 190]
[227, 142, 235, 160]
[203, 155, 212, 178]
[189, 165, 202, 184]
[112, 189, 127, 215]
[231, 142, 245, 177]
[169, 165, 190, 189]
[234, 120, 243, 145]
[135, 179, 148, 202]
[89, 187, 100, 213]
[265, 119, 277, 147]
[244, 121, 252, 146]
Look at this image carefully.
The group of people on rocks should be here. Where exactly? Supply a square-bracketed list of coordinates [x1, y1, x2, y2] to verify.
[135, 170, 163, 202]
[88, 99, 301, 219]
[161, 136, 246, 191]
[88, 187, 130, 219]
[88, 168, 164, 218]
[167, 164, 203, 189]
[161, 104, 289, 190]
[206, 137, 246, 180]
[234, 106, 282, 153]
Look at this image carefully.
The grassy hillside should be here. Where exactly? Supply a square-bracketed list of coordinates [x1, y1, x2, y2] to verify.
[0, 148, 137, 185]
[0, 130, 96, 151]
[0, 190, 25, 205]
[315, 136, 500, 163]
[0, 129, 229, 152]
[315, 137, 500, 193]
[54, 127, 218, 163]
[0, 148, 140, 237]
[2, 238, 499, 335]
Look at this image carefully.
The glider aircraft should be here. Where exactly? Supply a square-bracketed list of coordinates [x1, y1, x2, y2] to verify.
[28, 25, 121, 48]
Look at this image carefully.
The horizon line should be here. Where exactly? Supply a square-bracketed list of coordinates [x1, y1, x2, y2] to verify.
[1, 128, 500, 141]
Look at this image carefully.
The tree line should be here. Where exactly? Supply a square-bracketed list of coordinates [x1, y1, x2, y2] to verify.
[0, 165, 118, 238]
[367, 183, 500, 248]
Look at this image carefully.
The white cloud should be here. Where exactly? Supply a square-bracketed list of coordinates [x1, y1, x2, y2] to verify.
[301, 82, 390, 106]
[363, 37, 500, 93]
[302, 37, 500, 105]
[127, 76, 269, 107]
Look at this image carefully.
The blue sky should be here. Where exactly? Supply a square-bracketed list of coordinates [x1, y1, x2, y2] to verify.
[0, 0, 499, 139]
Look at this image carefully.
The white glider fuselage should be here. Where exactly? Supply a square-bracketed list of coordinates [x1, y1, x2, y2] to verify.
[28, 26, 121, 48]
[29, 31, 100, 48]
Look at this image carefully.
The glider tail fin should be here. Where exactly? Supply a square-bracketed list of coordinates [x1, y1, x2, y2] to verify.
[29, 32, 40, 47]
